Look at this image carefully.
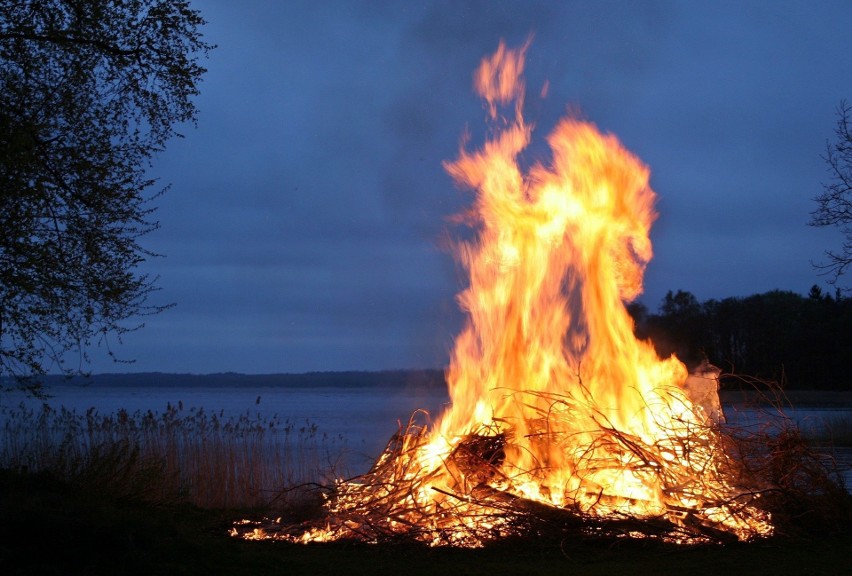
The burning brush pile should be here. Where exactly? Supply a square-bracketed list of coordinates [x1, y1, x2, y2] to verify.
[233, 42, 844, 547]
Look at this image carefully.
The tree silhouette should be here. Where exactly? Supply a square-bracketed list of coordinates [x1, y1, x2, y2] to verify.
[0, 1, 213, 390]
[643, 290, 706, 367]
[811, 99, 852, 290]
[637, 289, 851, 390]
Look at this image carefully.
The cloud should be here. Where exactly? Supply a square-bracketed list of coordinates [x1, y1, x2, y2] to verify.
[84, 1, 852, 373]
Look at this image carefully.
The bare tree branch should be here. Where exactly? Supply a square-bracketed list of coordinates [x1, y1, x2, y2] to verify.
[810, 100, 852, 288]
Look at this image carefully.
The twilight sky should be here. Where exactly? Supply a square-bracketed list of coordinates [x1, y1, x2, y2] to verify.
[90, 0, 852, 374]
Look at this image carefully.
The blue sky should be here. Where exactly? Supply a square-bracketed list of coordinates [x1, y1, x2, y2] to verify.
[91, 0, 852, 374]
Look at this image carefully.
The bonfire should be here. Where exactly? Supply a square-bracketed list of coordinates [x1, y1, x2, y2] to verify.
[234, 41, 779, 546]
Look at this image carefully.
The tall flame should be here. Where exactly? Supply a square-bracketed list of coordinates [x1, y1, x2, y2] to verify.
[237, 41, 772, 546]
[427, 41, 694, 515]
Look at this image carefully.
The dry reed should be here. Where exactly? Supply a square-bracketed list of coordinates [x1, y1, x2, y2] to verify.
[0, 402, 348, 509]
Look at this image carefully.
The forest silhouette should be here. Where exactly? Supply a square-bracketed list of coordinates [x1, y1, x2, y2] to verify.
[629, 286, 851, 390]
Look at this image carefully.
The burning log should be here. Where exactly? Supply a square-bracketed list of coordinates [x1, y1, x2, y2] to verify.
[448, 432, 507, 487]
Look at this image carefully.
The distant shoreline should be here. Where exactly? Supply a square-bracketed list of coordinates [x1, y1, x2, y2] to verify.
[7, 370, 848, 407]
[719, 389, 852, 408]
[21, 369, 449, 390]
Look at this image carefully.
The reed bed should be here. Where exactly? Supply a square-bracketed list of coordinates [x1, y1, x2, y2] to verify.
[0, 401, 348, 509]
[800, 412, 852, 446]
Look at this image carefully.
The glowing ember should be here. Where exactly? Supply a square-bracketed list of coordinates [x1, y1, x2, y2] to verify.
[235, 41, 773, 546]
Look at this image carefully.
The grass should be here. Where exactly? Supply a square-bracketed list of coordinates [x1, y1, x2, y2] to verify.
[0, 466, 850, 575]
[0, 402, 346, 509]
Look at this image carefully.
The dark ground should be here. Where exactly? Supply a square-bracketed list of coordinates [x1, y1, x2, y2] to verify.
[1, 469, 850, 576]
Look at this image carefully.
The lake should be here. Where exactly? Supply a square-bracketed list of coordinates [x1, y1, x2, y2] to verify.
[0, 384, 451, 474]
[2, 384, 849, 485]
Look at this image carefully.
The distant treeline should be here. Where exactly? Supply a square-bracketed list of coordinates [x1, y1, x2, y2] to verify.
[14, 287, 850, 392]
[32, 369, 447, 390]
[629, 286, 851, 390]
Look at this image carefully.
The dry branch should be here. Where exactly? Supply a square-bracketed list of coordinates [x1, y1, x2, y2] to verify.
[232, 375, 851, 547]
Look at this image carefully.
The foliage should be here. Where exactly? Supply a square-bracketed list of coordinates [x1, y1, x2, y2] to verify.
[0, 1, 213, 388]
[811, 99, 852, 290]
[633, 288, 852, 389]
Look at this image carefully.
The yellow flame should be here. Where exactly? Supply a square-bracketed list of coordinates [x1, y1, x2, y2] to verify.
[238, 41, 772, 546]
[412, 40, 769, 534]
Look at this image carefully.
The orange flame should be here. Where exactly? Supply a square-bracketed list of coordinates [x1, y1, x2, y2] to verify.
[424, 40, 700, 513]
[417, 41, 770, 538]
[237, 41, 772, 546]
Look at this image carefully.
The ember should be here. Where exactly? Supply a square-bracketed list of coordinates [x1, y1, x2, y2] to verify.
[233, 41, 774, 546]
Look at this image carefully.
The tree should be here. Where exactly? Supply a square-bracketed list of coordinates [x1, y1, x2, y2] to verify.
[650, 290, 705, 366]
[637, 289, 850, 390]
[0, 1, 213, 390]
[811, 100, 852, 290]
[807, 284, 824, 301]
